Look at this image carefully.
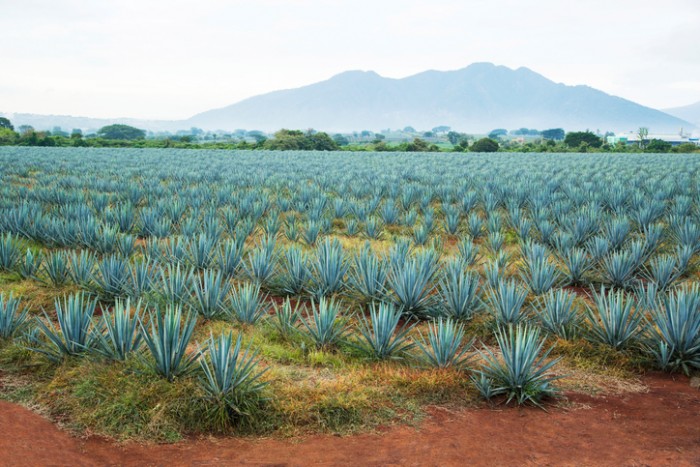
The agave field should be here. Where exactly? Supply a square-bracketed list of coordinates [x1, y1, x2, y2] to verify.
[0, 146, 699, 439]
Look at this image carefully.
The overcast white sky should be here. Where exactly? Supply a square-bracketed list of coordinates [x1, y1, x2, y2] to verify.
[2, 0, 699, 120]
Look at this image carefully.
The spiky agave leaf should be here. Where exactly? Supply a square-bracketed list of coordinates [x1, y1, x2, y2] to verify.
[585, 286, 644, 350]
[190, 269, 231, 319]
[473, 324, 561, 407]
[27, 292, 97, 362]
[198, 331, 268, 417]
[299, 297, 349, 349]
[228, 282, 268, 325]
[0, 293, 29, 339]
[647, 283, 700, 375]
[355, 302, 414, 360]
[139, 304, 199, 381]
[534, 289, 580, 339]
[415, 317, 473, 368]
[92, 298, 143, 361]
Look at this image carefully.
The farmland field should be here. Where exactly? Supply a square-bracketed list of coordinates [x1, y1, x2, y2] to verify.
[0, 146, 699, 446]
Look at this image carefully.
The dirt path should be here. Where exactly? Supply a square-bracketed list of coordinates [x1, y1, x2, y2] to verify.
[2, 373, 699, 466]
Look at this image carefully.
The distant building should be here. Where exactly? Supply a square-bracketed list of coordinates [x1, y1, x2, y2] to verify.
[607, 130, 699, 147]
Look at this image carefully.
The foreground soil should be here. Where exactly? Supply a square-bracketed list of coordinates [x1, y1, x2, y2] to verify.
[2, 373, 699, 467]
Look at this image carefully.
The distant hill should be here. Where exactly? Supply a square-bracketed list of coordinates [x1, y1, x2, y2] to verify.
[0, 112, 180, 133]
[186, 63, 692, 133]
[4, 63, 693, 134]
[663, 101, 700, 127]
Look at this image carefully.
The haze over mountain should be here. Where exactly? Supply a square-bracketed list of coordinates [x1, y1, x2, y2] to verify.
[187, 63, 692, 133]
[664, 101, 700, 128]
[0, 112, 181, 133]
[3, 63, 693, 134]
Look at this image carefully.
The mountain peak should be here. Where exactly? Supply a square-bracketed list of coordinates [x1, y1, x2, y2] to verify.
[186, 63, 693, 133]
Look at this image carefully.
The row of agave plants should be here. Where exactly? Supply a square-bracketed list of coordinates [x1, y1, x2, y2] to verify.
[0, 275, 699, 412]
[0, 290, 563, 408]
[1, 151, 700, 294]
[0, 229, 696, 319]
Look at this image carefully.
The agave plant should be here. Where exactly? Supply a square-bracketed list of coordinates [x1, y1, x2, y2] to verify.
[456, 236, 480, 267]
[415, 318, 473, 368]
[187, 234, 217, 270]
[299, 297, 349, 349]
[644, 255, 680, 291]
[534, 289, 579, 339]
[191, 269, 231, 319]
[42, 250, 71, 287]
[140, 304, 199, 381]
[355, 302, 414, 360]
[473, 324, 561, 407]
[647, 284, 700, 375]
[0, 233, 22, 272]
[157, 263, 194, 305]
[68, 249, 96, 287]
[92, 298, 143, 361]
[560, 247, 592, 286]
[0, 293, 29, 339]
[18, 249, 42, 280]
[92, 254, 131, 301]
[307, 237, 348, 298]
[486, 279, 529, 325]
[228, 282, 268, 325]
[28, 292, 97, 362]
[348, 244, 388, 303]
[217, 237, 245, 278]
[279, 246, 310, 296]
[387, 252, 439, 318]
[601, 250, 638, 289]
[198, 331, 268, 422]
[519, 257, 560, 296]
[437, 265, 481, 320]
[243, 242, 278, 287]
[128, 259, 156, 299]
[585, 286, 644, 350]
[270, 297, 303, 339]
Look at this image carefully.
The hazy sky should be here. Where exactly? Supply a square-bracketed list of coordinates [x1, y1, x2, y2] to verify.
[2, 0, 699, 120]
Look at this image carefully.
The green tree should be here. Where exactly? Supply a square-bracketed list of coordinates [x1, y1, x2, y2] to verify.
[488, 129, 508, 139]
[0, 117, 14, 131]
[564, 131, 602, 149]
[646, 139, 672, 153]
[674, 143, 698, 153]
[471, 138, 499, 152]
[541, 128, 565, 140]
[97, 124, 146, 140]
[637, 127, 649, 150]
[332, 134, 350, 146]
[432, 125, 450, 134]
[0, 128, 18, 144]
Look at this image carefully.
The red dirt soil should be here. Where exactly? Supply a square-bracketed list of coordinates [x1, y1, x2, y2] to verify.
[2, 373, 699, 466]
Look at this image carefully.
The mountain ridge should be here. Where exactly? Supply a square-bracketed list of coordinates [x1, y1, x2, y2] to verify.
[3, 63, 693, 134]
[187, 63, 691, 132]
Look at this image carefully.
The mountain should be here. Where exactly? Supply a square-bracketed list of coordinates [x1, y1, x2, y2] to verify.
[663, 101, 700, 127]
[0, 112, 180, 133]
[187, 63, 692, 133]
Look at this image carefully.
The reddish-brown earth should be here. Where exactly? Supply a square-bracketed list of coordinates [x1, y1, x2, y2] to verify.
[1, 373, 699, 466]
